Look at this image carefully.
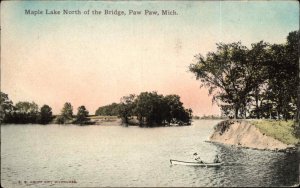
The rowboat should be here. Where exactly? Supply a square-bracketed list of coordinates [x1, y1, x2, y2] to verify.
[170, 159, 223, 166]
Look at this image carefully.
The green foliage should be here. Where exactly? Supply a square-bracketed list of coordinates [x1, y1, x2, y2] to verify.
[0, 92, 14, 123]
[134, 92, 166, 126]
[118, 92, 192, 127]
[190, 42, 259, 118]
[39, 105, 53, 124]
[95, 103, 119, 116]
[76, 105, 89, 125]
[190, 31, 299, 120]
[61, 102, 73, 119]
[262, 42, 298, 120]
[200, 114, 223, 119]
[13, 101, 39, 123]
[252, 120, 299, 145]
[164, 94, 192, 125]
[1, 92, 55, 124]
[56, 102, 73, 124]
[89, 115, 118, 120]
[15, 101, 38, 113]
[55, 115, 65, 124]
[118, 94, 136, 124]
[287, 31, 299, 119]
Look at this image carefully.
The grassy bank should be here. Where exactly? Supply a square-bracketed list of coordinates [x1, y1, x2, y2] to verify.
[251, 120, 299, 145]
[89, 115, 119, 120]
[88, 115, 120, 125]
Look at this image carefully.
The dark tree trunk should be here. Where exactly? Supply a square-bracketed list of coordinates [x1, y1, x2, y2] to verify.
[243, 100, 247, 119]
[255, 94, 260, 119]
[234, 106, 239, 119]
[284, 111, 288, 121]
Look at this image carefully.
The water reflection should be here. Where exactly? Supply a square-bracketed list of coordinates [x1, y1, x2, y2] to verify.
[213, 143, 299, 187]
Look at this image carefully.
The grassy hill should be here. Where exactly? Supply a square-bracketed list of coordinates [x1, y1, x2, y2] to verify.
[251, 120, 299, 145]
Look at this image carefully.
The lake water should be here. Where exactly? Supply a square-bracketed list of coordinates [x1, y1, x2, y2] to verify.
[1, 120, 299, 187]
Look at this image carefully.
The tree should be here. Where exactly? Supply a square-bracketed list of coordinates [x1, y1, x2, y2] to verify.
[246, 41, 270, 119]
[95, 103, 119, 116]
[14, 101, 39, 123]
[256, 38, 298, 121]
[134, 92, 170, 126]
[0, 92, 14, 123]
[264, 44, 293, 120]
[56, 102, 73, 124]
[120, 92, 192, 127]
[286, 31, 299, 121]
[76, 105, 89, 125]
[189, 42, 259, 118]
[285, 30, 299, 136]
[164, 94, 192, 125]
[118, 94, 136, 125]
[61, 102, 73, 119]
[39, 105, 53, 124]
[189, 31, 299, 120]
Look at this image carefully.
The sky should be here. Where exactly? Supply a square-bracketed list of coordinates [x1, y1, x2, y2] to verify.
[1, 0, 299, 115]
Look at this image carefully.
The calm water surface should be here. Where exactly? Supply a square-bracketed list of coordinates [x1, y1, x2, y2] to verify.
[1, 120, 299, 187]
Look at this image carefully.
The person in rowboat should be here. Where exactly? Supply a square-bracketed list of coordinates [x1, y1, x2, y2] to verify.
[213, 154, 221, 163]
[193, 153, 204, 163]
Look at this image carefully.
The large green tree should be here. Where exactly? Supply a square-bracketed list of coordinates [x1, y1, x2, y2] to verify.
[164, 94, 192, 125]
[189, 42, 260, 118]
[118, 94, 136, 125]
[285, 31, 299, 121]
[61, 102, 73, 119]
[0, 92, 14, 123]
[119, 92, 192, 127]
[95, 103, 119, 116]
[134, 92, 166, 126]
[246, 41, 270, 119]
[56, 102, 73, 124]
[39, 105, 53, 124]
[76, 105, 89, 125]
[254, 31, 298, 120]
[264, 44, 295, 120]
[189, 31, 299, 120]
[14, 101, 39, 123]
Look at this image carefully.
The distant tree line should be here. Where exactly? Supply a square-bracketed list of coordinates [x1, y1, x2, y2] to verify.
[200, 115, 223, 120]
[96, 91, 192, 127]
[189, 31, 299, 121]
[55, 102, 90, 125]
[1, 91, 192, 127]
[0, 92, 53, 124]
[0, 92, 90, 125]
[95, 103, 119, 116]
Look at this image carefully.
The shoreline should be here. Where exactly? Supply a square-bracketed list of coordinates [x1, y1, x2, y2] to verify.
[205, 140, 297, 153]
[209, 120, 298, 153]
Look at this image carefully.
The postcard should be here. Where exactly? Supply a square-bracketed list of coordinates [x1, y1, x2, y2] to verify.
[1, 0, 299, 187]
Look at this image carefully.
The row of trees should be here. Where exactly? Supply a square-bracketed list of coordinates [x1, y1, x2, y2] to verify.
[0, 92, 53, 124]
[1, 91, 192, 126]
[55, 102, 90, 125]
[189, 31, 299, 120]
[110, 91, 192, 127]
[0, 92, 90, 125]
